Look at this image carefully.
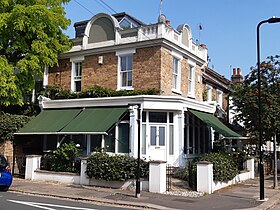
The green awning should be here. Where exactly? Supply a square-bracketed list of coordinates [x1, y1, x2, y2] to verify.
[60, 107, 127, 134]
[189, 109, 241, 138]
[16, 109, 82, 135]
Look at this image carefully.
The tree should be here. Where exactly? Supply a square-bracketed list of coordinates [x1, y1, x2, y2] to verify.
[231, 55, 280, 142]
[231, 55, 280, 188]
[0, 0, 72, 105]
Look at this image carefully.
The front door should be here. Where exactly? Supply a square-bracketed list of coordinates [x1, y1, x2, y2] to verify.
[148, 125, 166, 161]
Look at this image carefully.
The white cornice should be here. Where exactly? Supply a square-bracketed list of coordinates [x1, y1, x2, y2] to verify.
[41, 95, 215, 114]
[60, 38, 206, 66]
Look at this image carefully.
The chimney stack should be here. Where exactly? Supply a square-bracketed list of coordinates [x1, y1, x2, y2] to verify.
[231, 67, 243, 84]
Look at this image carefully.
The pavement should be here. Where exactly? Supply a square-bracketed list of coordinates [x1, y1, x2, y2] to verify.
[8, 175, 280, 210]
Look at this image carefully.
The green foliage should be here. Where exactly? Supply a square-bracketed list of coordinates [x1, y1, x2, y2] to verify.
[39, 85, 162, 100]
[0, 56, 22, 105]
[231, 55, 280, 141]
[189, 152, 239, 184]
[86, 152, 149, 181]
[0, 112, 32, 140]
[43, 142, 79, 172]
[0, 0, 72, 105]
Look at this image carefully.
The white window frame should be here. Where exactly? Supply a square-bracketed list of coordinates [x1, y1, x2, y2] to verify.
[188, 60, 196, 97]
[72, 62, 82, 92]
[116, 48, 136, 90]
[206, 84, 212, 102]
[217, 89, 223, 107]
[70, 56, 84, 92]
[172, 51, 183, 93]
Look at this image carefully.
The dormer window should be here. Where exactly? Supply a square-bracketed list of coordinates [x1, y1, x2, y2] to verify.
[119, 17, 137, 29]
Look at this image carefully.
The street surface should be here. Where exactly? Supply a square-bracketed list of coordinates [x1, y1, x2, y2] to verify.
[0, 191, 132, 210]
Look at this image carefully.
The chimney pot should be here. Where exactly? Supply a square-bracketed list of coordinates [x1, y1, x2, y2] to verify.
[233, 68, 236, 75]
[237, 68, 241, 75]
[200, 44, 206, 49]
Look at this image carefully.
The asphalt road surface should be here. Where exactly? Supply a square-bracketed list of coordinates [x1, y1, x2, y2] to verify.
[0, 191, 133, 210]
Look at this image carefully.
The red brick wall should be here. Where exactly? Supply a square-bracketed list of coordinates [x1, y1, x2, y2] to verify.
[47, 46, 206, 101]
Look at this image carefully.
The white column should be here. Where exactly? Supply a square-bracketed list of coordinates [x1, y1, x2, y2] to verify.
[197, 161, 213, 194]
[246, 158, 255, 179]
[25, 155, 41, 180]
[178, 110, 185, 166]
[80, 158, 90, 185]
[149, 161, 166, 193]
[128, 105, 138, 158]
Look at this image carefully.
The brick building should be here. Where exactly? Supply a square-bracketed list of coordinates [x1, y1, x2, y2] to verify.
[17, 12, 240, 166]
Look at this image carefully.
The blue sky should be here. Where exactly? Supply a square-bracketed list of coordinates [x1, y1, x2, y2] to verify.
[64, 0, 280, 79]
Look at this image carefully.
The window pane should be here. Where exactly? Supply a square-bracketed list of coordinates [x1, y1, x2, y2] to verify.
[90, 135, 102, 152]
[121, 72, 127, 87]
[121, 57, 126, 71]
[120, 19, 131, 28]
[184, 126, 188, 154]
[105, 129, 115, 152]
[44, 135, 57, 151]
[150, 126, 156, 146]
[142, 125, 146, 154]
[169, 113, 174, 123]
[200, 127, 204, 154]
[70, 135, 86, 155]
[118, 123, 129, 153]
[142, 111, 146, 122]
[127, 55, 133, 70]
[127, 71, 132, 86]
[172, 75, 177, 89]
[149, 112, 167, 123]
[169, 125, 174, 155]
[159, 127, 165, 146]
[173, 58, 178, 74]
[189, 126, 193, 154]
[195, 127, 199, 154]
[75, 81, 81, 92]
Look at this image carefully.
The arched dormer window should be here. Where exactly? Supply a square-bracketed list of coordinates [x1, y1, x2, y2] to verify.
[83, 13, 120, 46]
[177, 24, 192, 48]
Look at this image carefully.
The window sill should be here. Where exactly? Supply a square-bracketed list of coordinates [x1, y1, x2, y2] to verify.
[117, 87, 134, 91]
[172, 89, 182, 95]
[187, 93, 196, 99]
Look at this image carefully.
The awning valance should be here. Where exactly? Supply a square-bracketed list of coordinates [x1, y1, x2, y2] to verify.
[188, 109, 241, 138]
[16, 107, 127, 135]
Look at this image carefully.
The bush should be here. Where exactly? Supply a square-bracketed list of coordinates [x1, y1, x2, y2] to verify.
[190, 152, 239, 183]
[39, 85, 161, 100]
[42, 142, 79, 173]
[86, 152, 149, 181]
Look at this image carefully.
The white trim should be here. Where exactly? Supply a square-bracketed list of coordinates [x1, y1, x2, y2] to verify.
[172, 51, 183, 60]
[116, 48, 136, 56]
[172, 56, 182, 93]
[70, 56, 84, 63]
[206, 84, 213, 102]
[217, 89, 223, 107]
[117, 49, 136, 90]
[188, 61, 196, 98]
[41, 95, 216, 114]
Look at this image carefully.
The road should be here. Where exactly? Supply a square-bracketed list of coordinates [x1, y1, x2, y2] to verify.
[0, 191, 133, 210]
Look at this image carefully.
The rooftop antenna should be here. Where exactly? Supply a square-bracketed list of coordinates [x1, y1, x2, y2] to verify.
[198, 23, 203, 45]
[159, 0, 163, 16]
